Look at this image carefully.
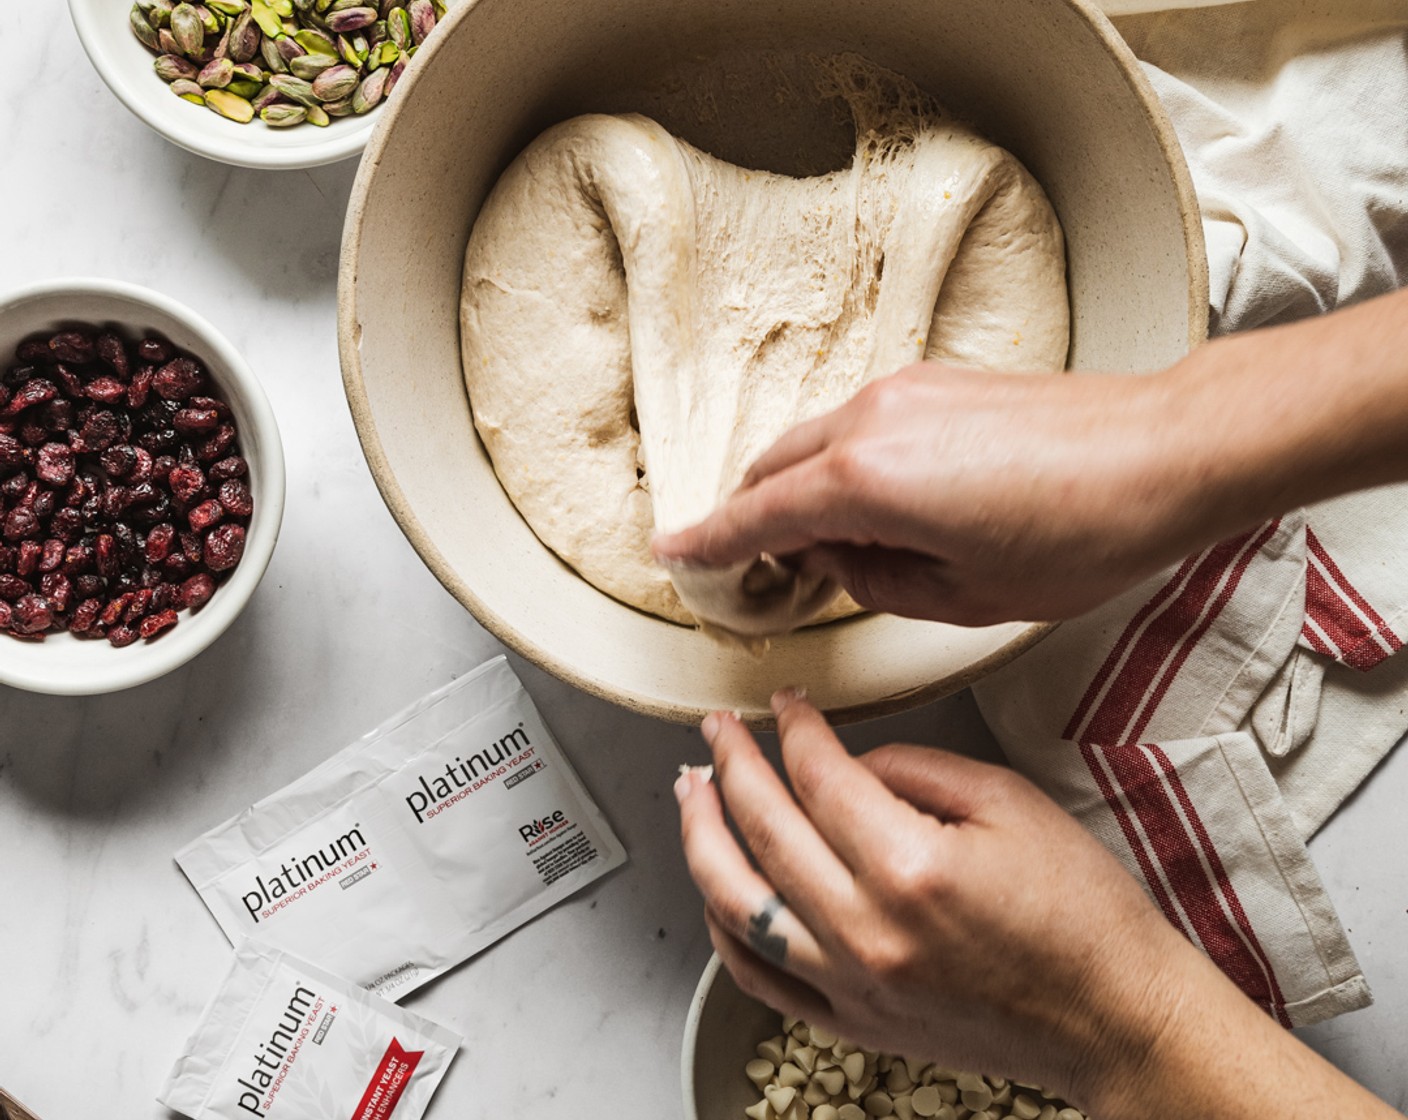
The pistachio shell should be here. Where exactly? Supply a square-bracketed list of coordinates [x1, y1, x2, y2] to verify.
[197, 57, 235, 87]
[130, 5, 162, 49]
[260, 103, 307, 126]
[153, 53, 200, 81]
[203, 88, 255, 121]
[169, 3, 206, 55]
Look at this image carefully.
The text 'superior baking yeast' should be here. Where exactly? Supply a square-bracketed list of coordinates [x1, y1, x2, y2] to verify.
[175, 656, 628, 998]
[159, 940, 459, 1120]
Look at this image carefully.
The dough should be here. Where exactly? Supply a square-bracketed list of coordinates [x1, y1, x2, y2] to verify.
[461, 57, 1068, 638]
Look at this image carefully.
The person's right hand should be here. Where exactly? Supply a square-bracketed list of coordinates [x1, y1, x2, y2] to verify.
[653, 360, 1250, 626]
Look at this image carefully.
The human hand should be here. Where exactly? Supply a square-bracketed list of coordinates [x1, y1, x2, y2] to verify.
[653, 361, 1241, 626]
[674, 689, 1190, 1107]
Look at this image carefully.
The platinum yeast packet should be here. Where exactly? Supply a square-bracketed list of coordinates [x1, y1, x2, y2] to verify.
[176, 656, 627, 998]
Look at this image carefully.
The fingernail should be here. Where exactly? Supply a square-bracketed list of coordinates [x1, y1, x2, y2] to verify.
[701, 711, 722, 742]
[674, 763, 714, 804]
[770, 686, 806, 715]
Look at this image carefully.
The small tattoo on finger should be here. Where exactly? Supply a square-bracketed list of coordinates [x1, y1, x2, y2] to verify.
[746, 895, 789, 966]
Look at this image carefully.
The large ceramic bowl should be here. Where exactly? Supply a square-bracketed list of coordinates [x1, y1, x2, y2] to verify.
[0, 279, 285, 695]
[339, 0, 1208, 725]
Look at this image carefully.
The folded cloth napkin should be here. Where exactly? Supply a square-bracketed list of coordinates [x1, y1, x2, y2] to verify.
[972, 0, 1408, 1027]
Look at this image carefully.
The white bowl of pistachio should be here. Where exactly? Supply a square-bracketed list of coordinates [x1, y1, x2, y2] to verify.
[68, 0, 445, 169]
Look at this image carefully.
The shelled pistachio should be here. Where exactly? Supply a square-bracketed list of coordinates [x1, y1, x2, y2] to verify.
[128, 0, 440, 128]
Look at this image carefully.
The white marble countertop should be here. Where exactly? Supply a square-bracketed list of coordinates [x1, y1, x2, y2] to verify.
[2, 9, 1406, 1118]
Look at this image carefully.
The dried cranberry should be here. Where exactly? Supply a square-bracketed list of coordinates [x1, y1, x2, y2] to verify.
[2, 506, 39, 542]
[38, 538, 64, 573]
[53, 363, 86, 398]
[78, 410, 121, 451]
[96, 332, 130, 379]
[0, 546, 13, 573]
[40, 572, 71, 613]
[106, 623, 138, 648]
[99, 444, 138, 479]
[203, 524, 244, 572]
[129, 493, 170, 529]
[16, 540, 40, 576]
[179, 572, 217, 610]
[127, 366, 154, 409]
[11, 594, 52, 635]
[217, 479, 254, 517]
[114, 523, 140, 569]
[152, 358, 203, 401]
[173, 407, 220, 435]
[18, 419, 47, 447]
[35, 442, 75, 486]
[151, 582, 176, 612]
[100, 593, 133, 627]
[136, 337, 172, 364]
[168, 464, 206, 503]
[0, 574, 27, 600]
[40, 398, 74, 433]
[62, 542, 94, 575]
[139, 609, 178, 640]
[32, 490, 55, 520]
[75, 574, 104, 599]
[188, 499, 225, 533]
[196, 423, 236, 463]
[15, 339, 49, 364]
[0, 600, 10, 629]
[189, 396, 232, 420]
[179, 530, 202, 564]
[48, 331, 95, 364]
[133, 448, 157, 485]
[124, 588, 153, 623]
[52, 508, 84, 543]
[70, 597, 102, 635]
[208, 455, 247, 481]
[103, 486, 133, 520]
[0, 434, 26, 470]
[161, 554, 193, 580]
[145, 523, 175, 563]
[95, 533, 117, 578]
[136, 429, 180, 455]
[85, 377, 128, 406]
[1, 378, 57, 416]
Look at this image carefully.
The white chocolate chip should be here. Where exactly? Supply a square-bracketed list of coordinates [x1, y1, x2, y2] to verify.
[779, 1063, 808, 1090]
[1056, 1111, 1084, 1120]
[864, 1090, 895, 1117]
[838, 1106, 866, 1120]
[745, 1100, 774, 1120]
[1037, 1108, 1057, 1120]
[1011, 1095, 1040, 1120]
[910, 1085, 942, 1118]
[955, 1074, 985, 1094]
[813, 1108, 840, 1120]
[795, 1045, 819, 1074]
[936, 1083, 959, 1106]
[815, 1068, 846, 1096]
[892, 1094, 915, 1120]
[959, 1085, 993, 1112]
[804, 1080, 832, 1107]
[746, 1059, 776, 1089]
[765, 1085, 798, 1115]
[841, 1052, 866, 1085]
[886, 1066, 914, 1095]
[758, 1037, 787, 1067]
[809, 1026, 838, 1049]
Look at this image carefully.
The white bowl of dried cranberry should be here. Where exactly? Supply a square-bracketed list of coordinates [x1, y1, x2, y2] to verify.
[0, 278, 285, 695]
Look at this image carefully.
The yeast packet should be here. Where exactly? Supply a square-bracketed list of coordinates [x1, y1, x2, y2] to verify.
[160, 939, 459, 1120]
[176, 656, 627, 998]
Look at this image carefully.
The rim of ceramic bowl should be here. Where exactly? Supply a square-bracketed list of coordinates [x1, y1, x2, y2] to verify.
[681, 953, 726, 1120]
[337, 0, 1210, 726]
[0, 277, 286, 694]
[66, 0, 372, 170]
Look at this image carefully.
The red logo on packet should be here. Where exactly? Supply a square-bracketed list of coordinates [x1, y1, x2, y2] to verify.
[351, 1038, 424, 1120]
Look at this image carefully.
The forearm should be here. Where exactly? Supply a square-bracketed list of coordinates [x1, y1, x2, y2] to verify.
[1159, 287, 1408, 542]
[1080, 925, 1396, 1119]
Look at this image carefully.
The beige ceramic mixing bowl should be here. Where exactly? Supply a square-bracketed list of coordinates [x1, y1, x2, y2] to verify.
[339, 0, 1208, 725]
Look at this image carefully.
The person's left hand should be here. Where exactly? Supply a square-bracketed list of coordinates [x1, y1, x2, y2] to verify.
[674, 689, 1196, 1108]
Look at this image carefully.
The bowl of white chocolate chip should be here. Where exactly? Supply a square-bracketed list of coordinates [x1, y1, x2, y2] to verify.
[683, 955, 1093, 1120]
[339, 0, 1208, 724]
